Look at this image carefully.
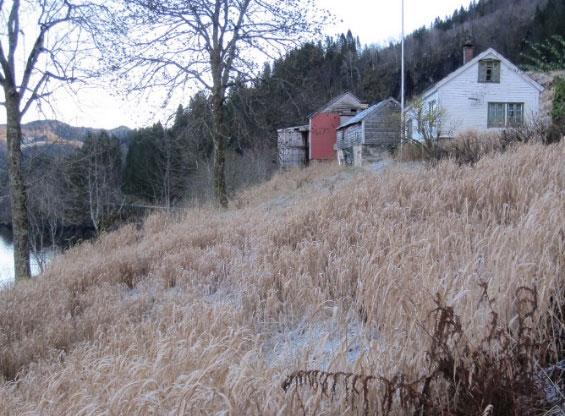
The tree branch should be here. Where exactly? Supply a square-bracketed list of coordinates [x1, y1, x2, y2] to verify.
[7, 0, 20, 79]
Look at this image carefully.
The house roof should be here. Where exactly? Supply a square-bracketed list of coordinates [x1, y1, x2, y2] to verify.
[338, 97, 400, 129]
[418, 48, 544, 102]
[310, 91, 364, 117]
[277, 124, 309, 133]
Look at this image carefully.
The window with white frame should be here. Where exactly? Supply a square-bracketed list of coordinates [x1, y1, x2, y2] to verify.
[488, 102, 524, 128]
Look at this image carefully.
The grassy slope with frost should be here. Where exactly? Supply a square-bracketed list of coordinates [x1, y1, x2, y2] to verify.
[0, 143, 563, 414]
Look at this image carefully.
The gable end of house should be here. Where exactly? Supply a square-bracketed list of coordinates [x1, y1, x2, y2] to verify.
[419, 48, 543, 102]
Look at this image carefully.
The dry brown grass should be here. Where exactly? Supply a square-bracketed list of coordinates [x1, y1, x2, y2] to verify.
[396, 126, 553, 165]
[232, 160, 346, 208]
[396, 132, 503, 164]
[0, 142, 563, 415]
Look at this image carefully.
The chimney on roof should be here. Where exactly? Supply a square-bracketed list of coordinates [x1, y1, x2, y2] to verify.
[463, 40, 474, 65]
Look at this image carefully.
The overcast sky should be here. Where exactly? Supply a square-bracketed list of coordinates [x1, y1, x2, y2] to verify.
[326, 0, 469, 46]
[18, 0, 471, 129]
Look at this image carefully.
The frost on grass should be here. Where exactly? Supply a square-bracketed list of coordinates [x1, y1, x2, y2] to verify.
[0, 143, 563, 415]
[264, 314, 379, 371]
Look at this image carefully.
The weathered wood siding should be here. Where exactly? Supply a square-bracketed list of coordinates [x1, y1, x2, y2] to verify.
[278, 126, 308, 169]
[337, 124, 362, 149]
[363, 102, 400, 149]
[319, 92, 364, 114]
[338, 101, 400, 151]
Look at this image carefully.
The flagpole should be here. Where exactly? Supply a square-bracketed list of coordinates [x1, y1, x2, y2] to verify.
[400, 0, 405, 151]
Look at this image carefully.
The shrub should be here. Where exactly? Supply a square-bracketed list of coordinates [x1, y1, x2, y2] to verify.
[395, 133, 498, 165]
[395, 139, 446, 162]
[500, 117, 554, 146]
[396, 120, 556, 165]
[440, 131, 502, 165]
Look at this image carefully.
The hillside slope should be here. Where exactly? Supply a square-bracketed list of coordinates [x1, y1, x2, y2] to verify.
[0, 143, 564, 414]
[0, 120, 130, 148]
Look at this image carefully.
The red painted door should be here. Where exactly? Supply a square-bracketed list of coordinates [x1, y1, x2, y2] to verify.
[310, 113, 341, 160]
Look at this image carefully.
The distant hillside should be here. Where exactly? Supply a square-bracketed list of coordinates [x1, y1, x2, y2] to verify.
[0, 120, 131, 148]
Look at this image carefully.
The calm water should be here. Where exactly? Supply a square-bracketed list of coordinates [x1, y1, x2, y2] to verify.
[0, 226, 52, 287]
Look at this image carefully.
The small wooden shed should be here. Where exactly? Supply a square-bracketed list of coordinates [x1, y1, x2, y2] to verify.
[277, 92, 367, 168]
[277, 124, 309, 169]
[337, 98, 400, 166]
[309, 92, 367, 161]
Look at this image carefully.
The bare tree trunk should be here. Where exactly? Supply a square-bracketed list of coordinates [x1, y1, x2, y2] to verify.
[212, 90, 228, 208]
[121, 0, 323, 208]
[163, 130, 172, 210]
[87, 169, 99, 234]
[4, 88, 31, 281]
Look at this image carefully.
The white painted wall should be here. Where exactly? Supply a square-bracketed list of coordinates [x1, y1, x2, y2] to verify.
[408, 51, 541, 140]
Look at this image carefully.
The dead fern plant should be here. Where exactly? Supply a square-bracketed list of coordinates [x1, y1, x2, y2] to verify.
[283, 284, 562, 415]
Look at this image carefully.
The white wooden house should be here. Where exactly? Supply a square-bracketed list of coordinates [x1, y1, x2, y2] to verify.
[406, 47, 544, 141]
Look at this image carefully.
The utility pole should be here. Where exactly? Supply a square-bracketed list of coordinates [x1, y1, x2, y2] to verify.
[400, 0, 406, 151]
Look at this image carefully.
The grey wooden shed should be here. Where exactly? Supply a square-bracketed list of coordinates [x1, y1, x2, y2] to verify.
[336, 98, 400, 166]
[277, 124, 309, 169]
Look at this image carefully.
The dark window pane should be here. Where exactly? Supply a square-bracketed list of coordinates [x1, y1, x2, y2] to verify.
[479, 60, 501, 83]
[507, 103, 524, 126]
[488, 103, 506, 127]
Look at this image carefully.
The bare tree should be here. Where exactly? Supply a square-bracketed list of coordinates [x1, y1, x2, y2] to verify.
[0, 0, 114, 280]
[408, 97, 449, 143]
[75, 132, 123, 233]
[116, 0, 326, 207]
[26, 150, 68, 271]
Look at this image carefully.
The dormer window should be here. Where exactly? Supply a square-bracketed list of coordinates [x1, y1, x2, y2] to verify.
[479, 59, 500, 83]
